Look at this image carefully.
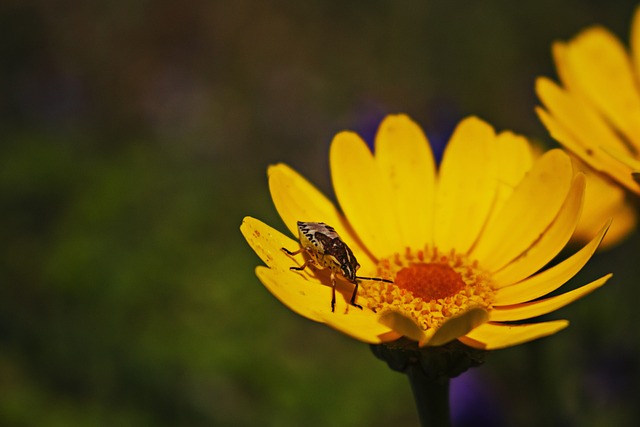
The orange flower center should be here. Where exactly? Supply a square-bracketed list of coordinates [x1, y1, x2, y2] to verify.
[395, 263, 465, 301]
[359, 247, 495, 333]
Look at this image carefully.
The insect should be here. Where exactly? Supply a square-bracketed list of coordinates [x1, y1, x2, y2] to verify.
[282, 221, 394, 312]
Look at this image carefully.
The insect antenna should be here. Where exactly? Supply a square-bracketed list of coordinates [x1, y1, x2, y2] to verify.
[355, 275, 394, 283]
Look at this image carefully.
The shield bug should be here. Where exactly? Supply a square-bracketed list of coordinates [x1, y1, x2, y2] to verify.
[282, 221, 393, 312]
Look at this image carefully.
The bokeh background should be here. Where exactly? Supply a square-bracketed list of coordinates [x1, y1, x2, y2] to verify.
[2, 0, 639, 426]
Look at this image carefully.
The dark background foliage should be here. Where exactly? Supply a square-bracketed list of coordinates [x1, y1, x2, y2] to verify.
[1, 1, 639, 425]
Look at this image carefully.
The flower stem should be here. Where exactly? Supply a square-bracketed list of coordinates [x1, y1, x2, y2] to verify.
[406, 364, 451, 427]
[371, 338, 486, 427]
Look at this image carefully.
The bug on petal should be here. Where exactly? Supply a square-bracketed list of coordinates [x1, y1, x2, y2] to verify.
[282, 221, 394, 312]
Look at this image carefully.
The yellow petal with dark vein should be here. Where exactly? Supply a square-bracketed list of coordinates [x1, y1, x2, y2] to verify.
[459, 320, 569, 350]
[490, 274, 611, 322]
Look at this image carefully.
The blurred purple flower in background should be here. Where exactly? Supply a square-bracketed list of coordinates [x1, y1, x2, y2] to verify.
[451, 369, 506, 427]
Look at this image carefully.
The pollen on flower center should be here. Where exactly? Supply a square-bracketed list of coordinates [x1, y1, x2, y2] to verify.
[395, 263, 465, 301]
[359, 247, 495, 333]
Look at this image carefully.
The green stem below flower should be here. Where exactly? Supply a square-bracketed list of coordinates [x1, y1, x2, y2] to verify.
[406, 364, 451, 427]
[370, 338, 486, 427]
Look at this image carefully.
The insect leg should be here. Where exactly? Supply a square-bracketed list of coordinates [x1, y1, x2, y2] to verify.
[281, 247, 302, 256]
[289, 259, 312, 272]
[330, 272, 336, 312]
[349, 281, 363, 310]
[282, 247, 311, 272]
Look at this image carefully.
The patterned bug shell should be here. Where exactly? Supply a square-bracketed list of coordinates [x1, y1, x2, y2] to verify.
[296, 221, 360, 281]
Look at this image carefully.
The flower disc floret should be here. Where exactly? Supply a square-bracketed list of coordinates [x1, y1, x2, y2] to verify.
[361, 247, 495, 333]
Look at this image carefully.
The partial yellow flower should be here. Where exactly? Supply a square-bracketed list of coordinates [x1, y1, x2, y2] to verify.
[573, 159, 636, 249]
[527, 142, 635, 248]
[536, 6, 640, 195]
[241, 115, 611, 350]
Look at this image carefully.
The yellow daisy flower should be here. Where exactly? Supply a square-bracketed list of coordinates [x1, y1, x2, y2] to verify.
[536, 6, 640, 195]
[241, 115, 611, 350]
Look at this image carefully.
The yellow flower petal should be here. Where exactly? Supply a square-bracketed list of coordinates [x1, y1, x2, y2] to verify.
[269, 163, 337, 237]
[242, 217, 373, 322]
[330, 131, 401, 257]
[255, 266, 327, 322]
[601, 144, 640, 170]
[478, 132, 536, 249]
[240, 216, 302, 271]
[536, 76, 635, 174]
[375, 114, 437, 249]
[565, 26, 640, 151]
[535, 75, 632, 155]
[536, 104, 638, 193]
[489, 274, 611, 322]
[268, 163, 375, 272]
[573, 164, 637, 248]
[425, 307, 489, 347]
[594, 202, 636, 249]
[459, 320, 569, 350]
[540, 13, 640, 202]
[378, 310, 429, 343]
[491, 131, 535, 213]
[471, 149, 573, 272]
[319, 306, 400, 344]
[631, 5, 640, 82]
[434, 116, 497, 253]
[494, 220, 610, 305]
[599, 145, 640, 195]
[553, 42, 581, 94]
[491, 174, 585, 287]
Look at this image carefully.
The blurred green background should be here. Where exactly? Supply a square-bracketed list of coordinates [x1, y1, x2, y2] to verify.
[1, 1, 639, 426]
